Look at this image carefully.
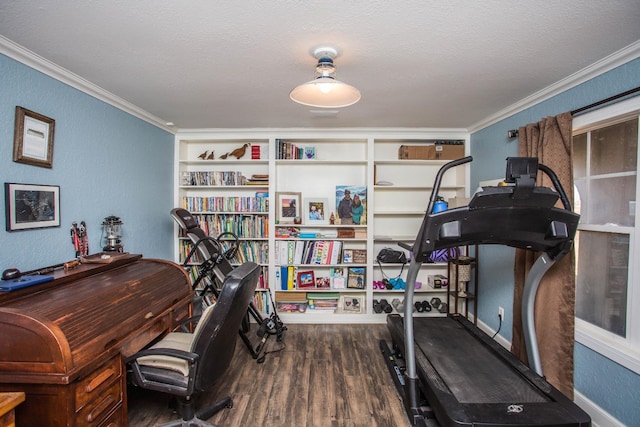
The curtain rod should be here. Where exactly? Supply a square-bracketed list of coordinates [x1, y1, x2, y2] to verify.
[507, 86, 640, 138]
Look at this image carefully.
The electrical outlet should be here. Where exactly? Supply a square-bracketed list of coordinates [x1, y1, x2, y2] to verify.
[498, 306, 505, 320]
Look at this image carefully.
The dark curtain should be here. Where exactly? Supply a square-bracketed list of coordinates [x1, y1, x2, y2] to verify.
[512, 111, 576, 398]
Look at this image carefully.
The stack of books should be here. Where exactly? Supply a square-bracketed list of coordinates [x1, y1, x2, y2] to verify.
[307, 293, 340, 312]
[246, 174, 269, 185]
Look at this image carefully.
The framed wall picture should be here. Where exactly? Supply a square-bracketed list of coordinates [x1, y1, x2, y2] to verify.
[13, 106, 56, 168]
[303, 197, 329, 224]
[5, 183, 60, 231]
[276, 192, 301, 224]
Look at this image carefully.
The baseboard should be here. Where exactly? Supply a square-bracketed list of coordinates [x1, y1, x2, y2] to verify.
[574, 390, 623, 427]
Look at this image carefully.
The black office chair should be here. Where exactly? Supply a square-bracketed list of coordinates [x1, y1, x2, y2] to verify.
[126, 261, 261, 426]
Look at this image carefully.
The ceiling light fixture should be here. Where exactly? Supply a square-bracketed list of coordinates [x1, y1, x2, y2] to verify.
[289, 47, 361, 108]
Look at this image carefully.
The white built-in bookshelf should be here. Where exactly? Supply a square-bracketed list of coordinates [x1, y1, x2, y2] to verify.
[174, 130, 470, 323]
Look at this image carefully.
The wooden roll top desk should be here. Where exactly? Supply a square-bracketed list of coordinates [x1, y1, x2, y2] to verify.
[0, 254, 193, 426]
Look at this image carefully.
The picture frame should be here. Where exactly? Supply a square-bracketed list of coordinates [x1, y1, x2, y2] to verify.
[296, 270, 316, 289]
[13, 106, 55, 168]
[315, 276, 331, 289]
[276, 192, 301, 224]
[5, 183, 60, 231]
[339, 295, 364, 314]
[335, 185, 367, 225]
[303, 197, 329, 224]
[347, 267, 366, 289]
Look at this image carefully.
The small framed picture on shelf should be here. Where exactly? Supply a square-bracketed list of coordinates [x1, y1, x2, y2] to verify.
[303, 197, 329, 224]
[276, 191, 301, 224]
[303, 146, 316, 159]
[315, 275, 331, 289]
[339, 295, 364, 314]
[296, 270, 316, 289]
[352, 249, 367, 264]
[330, 267, 345, 289]
[347, 267, 366, 289]
[342, 249, 354, 263]
[335, 185, 367, 225]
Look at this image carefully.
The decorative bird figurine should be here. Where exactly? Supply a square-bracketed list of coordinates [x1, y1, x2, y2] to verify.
[198, 150, 208, 160]
[220, 143, 250, 160]
[206, 151, 215, 160]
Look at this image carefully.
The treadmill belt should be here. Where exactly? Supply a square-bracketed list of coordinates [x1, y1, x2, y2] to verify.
[413, 317, 548, 404]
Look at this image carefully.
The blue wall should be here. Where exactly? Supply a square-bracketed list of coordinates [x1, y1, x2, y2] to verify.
[1, 54, 175, 272]
[470, 58, 640, 426]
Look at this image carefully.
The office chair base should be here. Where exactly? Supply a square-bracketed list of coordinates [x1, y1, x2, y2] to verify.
[158, 396, 233, 427]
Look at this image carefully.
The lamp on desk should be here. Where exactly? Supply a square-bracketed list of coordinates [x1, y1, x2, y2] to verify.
[102, 215, 123, 252]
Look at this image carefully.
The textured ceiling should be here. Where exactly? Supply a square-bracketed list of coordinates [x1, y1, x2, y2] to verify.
[1, 1, 639, 131]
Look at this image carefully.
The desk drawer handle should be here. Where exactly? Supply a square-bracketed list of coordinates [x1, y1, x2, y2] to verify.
[86, 394, 116, 423]
[144, 311, 154, 319]
[85, 368, 116, 393]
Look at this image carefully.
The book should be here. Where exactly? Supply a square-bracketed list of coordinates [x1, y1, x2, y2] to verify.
[342, 249, 353, 263]
[347, 267, 366, 289]
[287, 265, 296, 290]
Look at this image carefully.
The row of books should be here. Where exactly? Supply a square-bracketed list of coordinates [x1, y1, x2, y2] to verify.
[273, 292, 343, 313]
[275, 266, 366, 290]
[275, 240, 344, 265]
[181, 171, 246, 186]
[179, 240, 269, 264]
[181, 195, 268, 213]
[190, 213, 269, 238]
[275, 139, 316, 160]
[228, 241, 269, 264]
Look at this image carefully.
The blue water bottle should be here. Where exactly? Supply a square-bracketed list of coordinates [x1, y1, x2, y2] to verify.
[432, 196, 448, 213]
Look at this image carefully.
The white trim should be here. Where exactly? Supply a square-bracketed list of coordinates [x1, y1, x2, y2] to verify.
[573, 94, 640, 130]
[476, 317, 511, 350]
[469, 40, 640, 133]
[576, 321, 640, 376]
[0, 35, 175, 134]
[574, 390, 624, 427]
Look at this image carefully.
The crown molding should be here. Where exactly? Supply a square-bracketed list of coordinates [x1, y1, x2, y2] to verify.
[0, 35, 175, 134]
[468, 40, 640, 133]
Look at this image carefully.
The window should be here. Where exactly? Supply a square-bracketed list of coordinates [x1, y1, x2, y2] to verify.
[572, 96, 640, 374]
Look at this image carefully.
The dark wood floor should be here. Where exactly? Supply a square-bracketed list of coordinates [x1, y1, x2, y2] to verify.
[127, 323, 410, 427]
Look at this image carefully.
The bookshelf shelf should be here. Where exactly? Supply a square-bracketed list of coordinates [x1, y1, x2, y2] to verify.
[174, 131, 469, 323]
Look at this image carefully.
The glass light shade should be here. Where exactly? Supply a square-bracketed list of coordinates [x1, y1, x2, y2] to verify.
[290, 77, 361, 108]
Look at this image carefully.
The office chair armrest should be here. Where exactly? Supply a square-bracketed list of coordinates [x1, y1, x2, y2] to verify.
[175, 315, 201, 333]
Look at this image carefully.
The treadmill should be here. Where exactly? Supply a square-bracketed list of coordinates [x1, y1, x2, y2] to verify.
[382, 157, 591, 427]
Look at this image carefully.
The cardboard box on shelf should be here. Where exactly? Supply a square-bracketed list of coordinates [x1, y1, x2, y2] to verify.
[398, 142, 465, 160]
[398, 145, 435, 160]
[433, 144, 465, 160]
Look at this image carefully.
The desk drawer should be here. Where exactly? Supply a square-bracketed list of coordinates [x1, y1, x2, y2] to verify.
[76, 379, 123, 425]
[75, 357, 122, 411]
